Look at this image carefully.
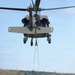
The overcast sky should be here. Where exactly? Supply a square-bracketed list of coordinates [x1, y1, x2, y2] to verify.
[0, 0, 75, 73]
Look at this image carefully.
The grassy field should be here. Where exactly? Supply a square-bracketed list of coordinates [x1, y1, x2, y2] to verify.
[0, 69, 75, 75]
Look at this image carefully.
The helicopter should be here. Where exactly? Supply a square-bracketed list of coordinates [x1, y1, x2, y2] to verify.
[0, 0, 75, 46]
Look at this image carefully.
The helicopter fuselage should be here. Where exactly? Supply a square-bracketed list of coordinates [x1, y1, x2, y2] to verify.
[22, 15, 52, 38]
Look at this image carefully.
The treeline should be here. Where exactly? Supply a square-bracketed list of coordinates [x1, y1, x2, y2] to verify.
[0, 69, 75, 75]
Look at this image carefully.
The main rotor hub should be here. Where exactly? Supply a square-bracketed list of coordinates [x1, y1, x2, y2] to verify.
[27, 4, 33, 11]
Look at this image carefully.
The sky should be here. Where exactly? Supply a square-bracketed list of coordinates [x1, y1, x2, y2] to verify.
[0, 0, 75, 73]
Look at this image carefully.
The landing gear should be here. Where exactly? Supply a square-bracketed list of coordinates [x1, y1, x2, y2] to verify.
[48, 38, 51, 44]
[30, 38, 33, 46]
[47, 37, 51, 44]
[23, 36, 51, 46]
[23, 37, 28, 44]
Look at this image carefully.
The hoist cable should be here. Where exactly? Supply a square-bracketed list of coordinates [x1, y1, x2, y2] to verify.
[33, 38, 40, 71]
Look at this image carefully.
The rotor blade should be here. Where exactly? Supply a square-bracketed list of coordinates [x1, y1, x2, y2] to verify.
[41, 6, 75, 11]
[0, 7, 27, 11]
[31, 0, 34, 6]
[35, 0, 41, 10]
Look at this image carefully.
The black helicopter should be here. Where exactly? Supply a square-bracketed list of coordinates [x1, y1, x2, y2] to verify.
[0, 0, 75, 46]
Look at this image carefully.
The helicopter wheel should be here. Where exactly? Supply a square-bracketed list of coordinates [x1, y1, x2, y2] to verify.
[23, 37, 27, 44]
[47, 37, 51, 44]
[30, 38, 33, 46]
